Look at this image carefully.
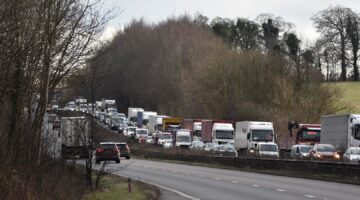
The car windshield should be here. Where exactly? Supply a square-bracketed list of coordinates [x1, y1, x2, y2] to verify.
[100, 144, 115, 149]
[300, 146, 312, 153]
[137, 130, 148, 135]
[159, 134, 172, 139]
[116, 144, 126, 150]
[260, 144, 278, 152]
[128, 128, 136, 132]
[252, 130, 273, 141]
[317, 145, 336, 152]
[112, 118, 121, 124]
[177, 136, 190, 142]
[215, 130, 234, 139]
[350, 149, 360, 154]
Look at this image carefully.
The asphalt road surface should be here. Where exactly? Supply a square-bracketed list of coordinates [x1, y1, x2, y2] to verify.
[94, 158, 360, 200]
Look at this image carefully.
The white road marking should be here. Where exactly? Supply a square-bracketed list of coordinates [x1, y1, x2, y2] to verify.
[117, 173, 200, 200]
[214, 177, 220, 180]
[304, 195, 315, 198]
[277, 189, 285, 192]
[231, 181, 239, 183]
[252, 184, 260, 187]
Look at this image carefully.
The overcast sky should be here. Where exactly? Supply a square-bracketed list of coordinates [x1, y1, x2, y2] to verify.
[100, 0, 360, 45]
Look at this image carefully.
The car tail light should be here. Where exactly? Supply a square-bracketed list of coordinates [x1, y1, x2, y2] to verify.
[96, 148, 104, 153]
[113, 147, 119, 153]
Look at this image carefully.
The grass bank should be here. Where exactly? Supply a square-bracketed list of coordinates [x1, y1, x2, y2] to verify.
[327, 82, 360, 113]
[84, 174, 159, 200]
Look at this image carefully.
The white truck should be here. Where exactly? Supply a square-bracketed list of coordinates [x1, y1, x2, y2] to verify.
[101, 99, 116, 112]
[60, 116, 90, 159]
[321, 114, 360, 153]
[128, 107, 144, 126]
[175, 129, 192, 148]
[148, 115, 169, 133]
[235, 121, 275, 151]
[143, 111, 158, 126]
[201, 120, 235, 145]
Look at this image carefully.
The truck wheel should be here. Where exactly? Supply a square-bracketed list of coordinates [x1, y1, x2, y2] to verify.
[115, 159, 120, 163]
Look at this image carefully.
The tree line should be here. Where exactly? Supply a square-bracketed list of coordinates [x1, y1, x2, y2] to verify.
[68, 12, 347, 136]
[0, 0, 109, 199]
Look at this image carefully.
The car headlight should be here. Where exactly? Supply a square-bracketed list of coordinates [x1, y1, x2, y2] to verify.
[334, 153, 340, 159]
[249, 149, 255, 154]
[316, 154, 321, 158]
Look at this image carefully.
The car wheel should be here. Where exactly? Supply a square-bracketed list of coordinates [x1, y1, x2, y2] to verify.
[115, 159, 120, 163]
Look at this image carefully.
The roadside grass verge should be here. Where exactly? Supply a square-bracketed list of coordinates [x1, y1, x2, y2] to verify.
[84, 174, 159, 200]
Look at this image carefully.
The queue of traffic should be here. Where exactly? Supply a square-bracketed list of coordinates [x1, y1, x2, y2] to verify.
[61, 97, 360, 164]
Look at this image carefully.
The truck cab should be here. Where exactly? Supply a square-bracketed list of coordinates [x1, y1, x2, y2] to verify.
[212, 123, 234, 145]
[235, 121, 275, 151]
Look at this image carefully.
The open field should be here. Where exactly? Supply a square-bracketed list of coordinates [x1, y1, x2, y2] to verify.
[327, 82, 360, 113]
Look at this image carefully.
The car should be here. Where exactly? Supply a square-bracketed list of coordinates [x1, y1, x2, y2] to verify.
[135, 128, 149, 142]
[189, 141, 205, 150]
[124, 126, 137, 137]
[146, 133, 154, 144]
[95, 142, 121, 164]
[255, 142, 279, 158]
[343, 147, 360, 164]
[163, 141, 173, 148]
[51, 104, 59, 110]
[204, 143, 219, 151]
[218, 144, 238, 157]
[115, 143, 131, 159]
[309, 144, 340, 161]
[290, 144, 312, 160]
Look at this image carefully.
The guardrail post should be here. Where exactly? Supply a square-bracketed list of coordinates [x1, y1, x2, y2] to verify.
[128, 178, 132, 193]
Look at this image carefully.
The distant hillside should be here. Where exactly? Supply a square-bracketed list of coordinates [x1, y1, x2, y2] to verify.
[328, 82, 360, 113]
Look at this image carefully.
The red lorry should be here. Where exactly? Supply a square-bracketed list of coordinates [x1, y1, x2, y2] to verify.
[278, 122, 321, 150]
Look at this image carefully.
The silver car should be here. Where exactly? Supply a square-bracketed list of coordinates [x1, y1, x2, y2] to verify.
[343, 147, 360, 164]
[290, 145, 312, 160]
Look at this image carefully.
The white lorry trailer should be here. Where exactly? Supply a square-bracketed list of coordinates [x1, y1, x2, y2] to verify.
[128, 107, 144, 126]
[235, 121, 275, 151]
[143, 111, 158, 126]
[148, 115, 169, 133]
[321, 114, 360, 153]
[60, 116, 90, 159]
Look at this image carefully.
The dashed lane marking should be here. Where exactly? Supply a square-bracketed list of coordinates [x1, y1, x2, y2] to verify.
[304, 195, 315, 198]
[277, 189, 286, 192]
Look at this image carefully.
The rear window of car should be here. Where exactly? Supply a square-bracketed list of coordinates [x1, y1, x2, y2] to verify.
[100, 144, 115, 149]
[116, 144, 126, 149]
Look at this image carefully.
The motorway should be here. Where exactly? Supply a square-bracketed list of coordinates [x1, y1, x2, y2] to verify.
[94, 158, 360, 200]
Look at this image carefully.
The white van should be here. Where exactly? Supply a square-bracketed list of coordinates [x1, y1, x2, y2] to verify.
[255, 142, 279, 158]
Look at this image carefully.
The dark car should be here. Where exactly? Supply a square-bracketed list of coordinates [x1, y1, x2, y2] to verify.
[116, 143, 130, 159]
[95, 142, 120, 164]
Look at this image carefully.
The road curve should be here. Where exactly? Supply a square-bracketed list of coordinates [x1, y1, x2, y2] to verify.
[96, 158, 360, 200]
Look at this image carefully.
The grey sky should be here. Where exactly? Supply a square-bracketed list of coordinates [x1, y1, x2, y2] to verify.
[100, 0, 360, 44]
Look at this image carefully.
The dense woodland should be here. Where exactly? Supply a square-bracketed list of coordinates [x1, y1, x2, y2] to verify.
[68, 6, 359, 134]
